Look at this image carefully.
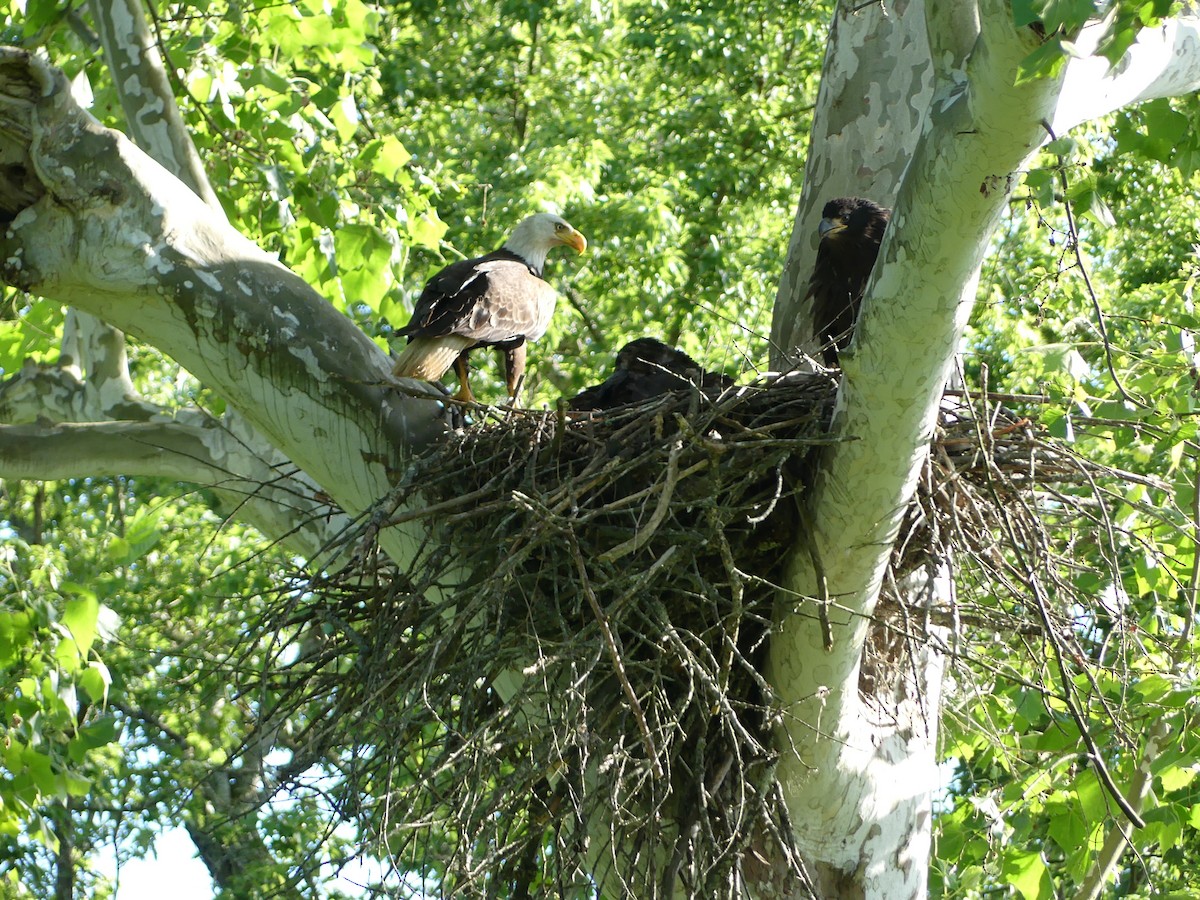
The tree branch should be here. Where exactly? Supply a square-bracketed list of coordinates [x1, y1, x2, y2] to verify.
[0, 420, 349, 559]
[0, 49, 445, 550]
[1072, 718, 1170, 900]
[90, 0, 223, 212]
[767, 2, 1068, 885]
[1054, 17, 1200, 135]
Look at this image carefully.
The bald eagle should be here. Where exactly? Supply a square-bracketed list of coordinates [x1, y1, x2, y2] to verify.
[569, 338, 733, 411]
[807, 197, 890, 366]
[392, 213, 587, 403]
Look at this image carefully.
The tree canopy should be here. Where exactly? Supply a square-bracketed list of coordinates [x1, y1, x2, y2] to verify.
[3, 1, 1200, 897]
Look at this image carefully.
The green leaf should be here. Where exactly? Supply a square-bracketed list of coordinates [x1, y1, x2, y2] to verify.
[63, 773, 91, 798]
[1046, 802, 1088, 863]
[78, 661, 111, 703]
[112, 507, 162, 565]
[1003, 849, 1052, 900]
[61, 587, 99, 656]
[409, 210, 449, 251]
[1012, 0, 1042, 27]
[1074, 772, 1107, 824]
[0, 322, 24, 377]
[1160, 765, 1199, 793]
[0, 610, 32, 668]
[76, 717, 121, 750]
[331, 95, 360, 143]
[1016, 39, 1069, 85]
[369, 136, 413, 181]
[23, 0, 61, 32]
[1012, 0, 1098, 33]
[21, 746, 56, 795]
[1133, 673, 1175, 701]
[1187, 803, 1200, 830]
[244, 64, 291, 94]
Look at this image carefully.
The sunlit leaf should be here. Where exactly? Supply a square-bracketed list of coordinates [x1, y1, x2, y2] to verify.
[1003, 849, 1053, 900]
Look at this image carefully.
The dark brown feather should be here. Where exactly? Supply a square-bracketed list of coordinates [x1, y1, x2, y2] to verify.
[569, 338, 733, 411]
[806, 197, 890, 366]
[392, 213, 584, 403]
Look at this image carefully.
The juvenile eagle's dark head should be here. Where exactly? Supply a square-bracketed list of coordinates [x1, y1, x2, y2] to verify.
[817, 197, 890, 251]
[568, 338, 732, 411]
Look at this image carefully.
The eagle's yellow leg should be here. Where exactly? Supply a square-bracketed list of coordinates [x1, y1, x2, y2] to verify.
[452, 352, 476, 404]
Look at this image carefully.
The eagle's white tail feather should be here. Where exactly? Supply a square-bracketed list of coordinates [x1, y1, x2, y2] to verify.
[392, 335, 476, 380]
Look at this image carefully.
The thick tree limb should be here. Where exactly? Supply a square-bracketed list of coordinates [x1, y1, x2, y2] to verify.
[767, 3, 1066, 893]
[1053, 18, 1200, 134]
[759, 4, 1200, 894]
[0, 49, 444, 542]
[90, 0, 222, 210]
[0, 420, 343, 559]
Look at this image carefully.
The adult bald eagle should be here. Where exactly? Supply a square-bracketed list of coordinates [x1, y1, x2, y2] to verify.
[392, 213, 587, 403]
[569, 338, 733, 411]
[807, 197, 890, 366]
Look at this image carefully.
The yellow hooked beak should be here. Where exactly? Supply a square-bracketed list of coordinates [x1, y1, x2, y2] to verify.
[561, 227, 587, 254]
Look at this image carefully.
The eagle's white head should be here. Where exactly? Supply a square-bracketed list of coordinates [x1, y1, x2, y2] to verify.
[504, 213, 587, 273]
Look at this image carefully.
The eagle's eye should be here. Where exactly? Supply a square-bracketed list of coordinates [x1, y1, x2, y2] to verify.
[555, 222, 566, 231]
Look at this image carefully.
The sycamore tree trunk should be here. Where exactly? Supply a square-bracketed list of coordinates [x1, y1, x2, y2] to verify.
[763, 3, 1200, 898]
[2, 1, 1200, 896]
[0, 0, 373, 564]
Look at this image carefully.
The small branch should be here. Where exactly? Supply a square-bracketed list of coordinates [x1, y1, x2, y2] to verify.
[985, 453, 1146, 828]
[1072, 719, 1170, 900]
[1044, 120, 1145, 408]
[599, 440, 684, 563]
[1180, 449, 1200, 646]
[568, 529, 663, 779]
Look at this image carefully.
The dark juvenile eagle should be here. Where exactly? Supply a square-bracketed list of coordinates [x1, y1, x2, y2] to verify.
[393, 213, 587, 403]
[569, 337, 733, 411]
[807, 197, 890, 366]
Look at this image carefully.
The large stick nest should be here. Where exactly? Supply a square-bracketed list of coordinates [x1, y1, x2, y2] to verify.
[257, 374, 1109, 897]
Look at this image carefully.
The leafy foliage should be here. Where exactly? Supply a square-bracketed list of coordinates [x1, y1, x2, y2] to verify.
[3, 0, 1200, 896]
[1014, 0, 1179, 81]
[942, 89, 1200, 899]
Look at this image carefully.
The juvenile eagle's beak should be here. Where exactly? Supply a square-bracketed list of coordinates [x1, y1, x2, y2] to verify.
[562, 228, 587, 254]
[818, 217, 846, 239]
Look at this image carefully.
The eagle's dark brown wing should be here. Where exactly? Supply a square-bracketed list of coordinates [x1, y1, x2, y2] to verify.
[391, 213, 584, 404]
[808, 258, 863, 366]
[393, 250, 559, 386]
[398, 250, 556, 346]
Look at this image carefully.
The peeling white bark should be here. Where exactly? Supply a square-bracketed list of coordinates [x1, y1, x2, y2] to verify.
[1053, 17, 1200, 135]
[762, 2, 1200, 896]
[90, 0, 223, 211]
[769, 0, 932, 365]
[0, 329, 354, 561]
